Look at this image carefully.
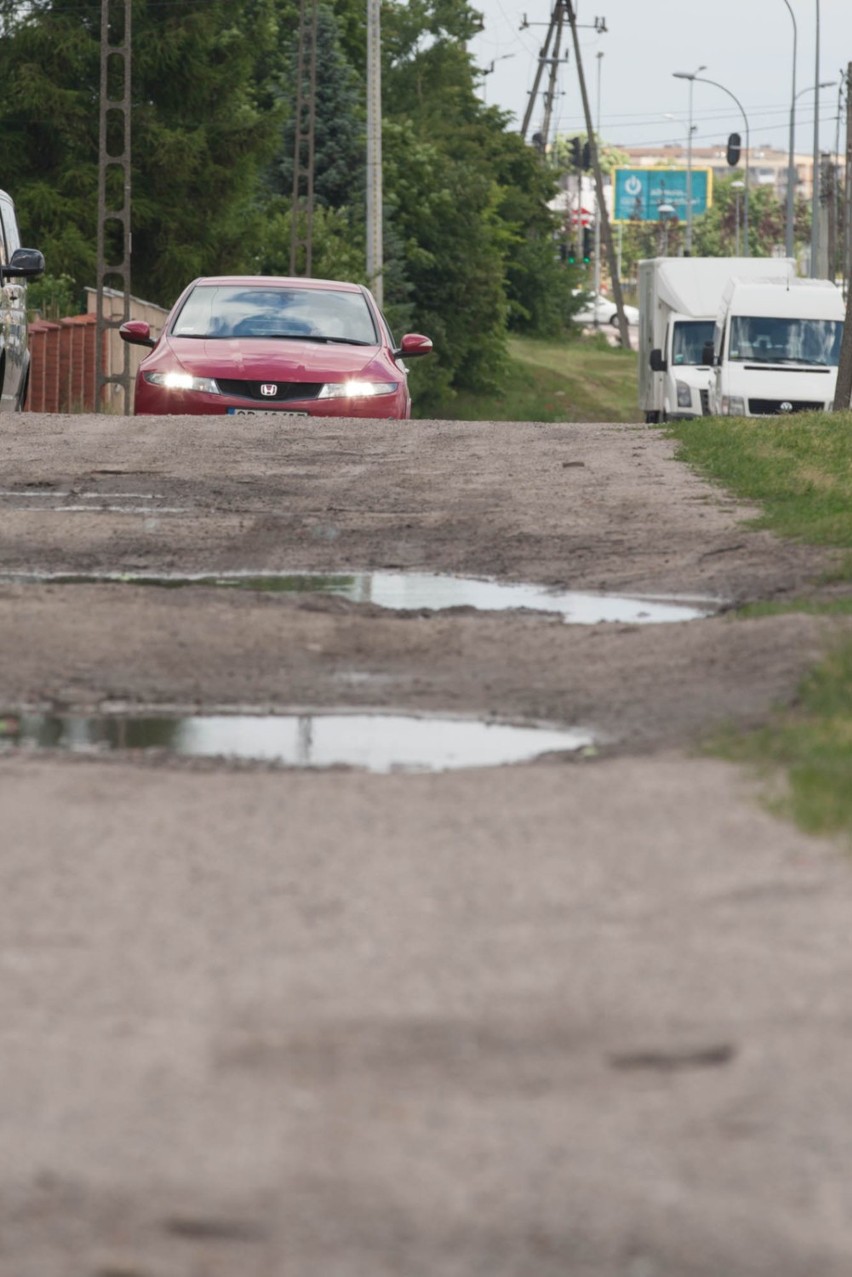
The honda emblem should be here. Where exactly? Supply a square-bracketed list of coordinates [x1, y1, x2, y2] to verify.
[260, 383, 278, 397]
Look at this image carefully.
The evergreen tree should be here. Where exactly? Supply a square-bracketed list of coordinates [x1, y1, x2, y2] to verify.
[0, 0, 283, 305]
[275, 3, 363, 211]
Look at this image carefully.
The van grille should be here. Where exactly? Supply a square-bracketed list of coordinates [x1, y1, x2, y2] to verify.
[747, 398, 824, 415]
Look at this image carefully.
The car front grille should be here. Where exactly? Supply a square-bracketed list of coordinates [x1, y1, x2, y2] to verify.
[215, 379, 324, 402]
[747, 398, 824, 415]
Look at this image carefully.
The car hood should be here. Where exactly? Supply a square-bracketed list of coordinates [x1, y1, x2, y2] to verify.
[162, 336, 386, 380]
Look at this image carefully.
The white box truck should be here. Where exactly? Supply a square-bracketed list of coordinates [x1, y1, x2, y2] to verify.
[638, 256, 796, 422]
[707, 276, 845, 417]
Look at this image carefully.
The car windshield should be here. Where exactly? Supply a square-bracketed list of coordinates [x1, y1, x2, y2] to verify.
[172, 284, 379, 344]
[672, 320, 715, 365]
[728, 315, 843, 366]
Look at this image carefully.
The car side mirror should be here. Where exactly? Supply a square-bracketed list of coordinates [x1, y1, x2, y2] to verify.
[701, 341, 715, 366]
[393, 333, 432, 359]
[2, 247, 45, 280]
[119, 319, 156, 348]
[649, 348, 667, 373]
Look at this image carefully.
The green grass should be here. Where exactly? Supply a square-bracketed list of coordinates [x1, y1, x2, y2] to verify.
[667, 412, 852, 565]
[433, 334, 641, 423]
[714, 643, 852, 838]
[666, 411, 852, 844]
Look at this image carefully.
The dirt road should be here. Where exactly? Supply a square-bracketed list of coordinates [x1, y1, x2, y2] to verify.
[2, 414, 851, 1275]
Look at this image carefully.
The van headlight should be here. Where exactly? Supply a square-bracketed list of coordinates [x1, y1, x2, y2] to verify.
[318, 380, 399, 399]
[144, 371, 220, 394]
[721, 395, 746, 415]
[675, 380, 692, 408]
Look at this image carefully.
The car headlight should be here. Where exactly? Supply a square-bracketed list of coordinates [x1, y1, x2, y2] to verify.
[675, 380, 692, 408]
[721, 395, 746, 416]
[317, 380, 399, 399]
[143, 371, 220, 394]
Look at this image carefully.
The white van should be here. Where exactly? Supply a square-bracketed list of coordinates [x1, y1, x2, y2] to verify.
[707, 277, 844, 417]
[638, 256, 796, 422]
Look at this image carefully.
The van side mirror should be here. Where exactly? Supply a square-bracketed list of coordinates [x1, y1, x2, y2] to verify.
[649, 348, 667, 373]
[2, 247, 45, 280]
[701, 341, 715, 365]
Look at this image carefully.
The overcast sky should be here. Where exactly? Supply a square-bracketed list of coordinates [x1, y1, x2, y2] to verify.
[468, 0, 851, 157]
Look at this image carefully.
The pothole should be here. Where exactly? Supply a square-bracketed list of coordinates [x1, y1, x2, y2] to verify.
[0, 570, 717, 623]
[0, 710, 596, 773]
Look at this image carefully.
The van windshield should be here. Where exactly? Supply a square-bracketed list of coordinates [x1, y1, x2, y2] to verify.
[729, 315, 843, 366]
[672, 320, 715, 365]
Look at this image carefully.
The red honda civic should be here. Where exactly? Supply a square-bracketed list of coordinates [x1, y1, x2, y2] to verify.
[120, 275, 432, 418]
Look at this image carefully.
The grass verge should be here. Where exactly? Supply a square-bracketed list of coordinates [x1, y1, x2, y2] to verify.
[427, 334, 641, 423]
[667, 411, 852, 844]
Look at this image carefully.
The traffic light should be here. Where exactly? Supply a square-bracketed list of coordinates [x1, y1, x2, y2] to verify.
[582, 140, 591, 170]
[582, 227, 593, 262]
[570, 136, 582, 168]
[726, 132, 741, 166]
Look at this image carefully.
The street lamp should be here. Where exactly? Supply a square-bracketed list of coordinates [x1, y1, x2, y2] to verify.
[672, 64, 706, 254]
[481, 52, 515, 105]
[788, 78, 836, 260]
[685, 73, 750, 255]
[781, 0, 797, 258]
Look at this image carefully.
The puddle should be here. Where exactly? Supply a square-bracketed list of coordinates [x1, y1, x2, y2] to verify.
[0, 569, 716, 623]
[0, 711, 595, 773]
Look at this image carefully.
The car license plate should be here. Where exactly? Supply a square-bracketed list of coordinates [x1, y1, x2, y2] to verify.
[227, 408, 309, 416]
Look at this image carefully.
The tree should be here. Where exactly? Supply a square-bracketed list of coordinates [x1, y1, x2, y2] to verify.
[692, 175, 790, 258]
[274, 4, 364, 212]
[0, 0, 283, 305]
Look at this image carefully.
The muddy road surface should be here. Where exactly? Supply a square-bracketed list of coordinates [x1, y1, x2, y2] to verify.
[2, 414, 852, 1276]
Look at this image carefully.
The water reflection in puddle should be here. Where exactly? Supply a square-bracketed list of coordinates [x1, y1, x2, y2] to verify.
[0, 711, 595, 773]
[0, 569, 716, 623]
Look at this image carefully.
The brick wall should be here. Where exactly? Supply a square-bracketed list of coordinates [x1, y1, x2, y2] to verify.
[26, 292, 168, 413]
[26, 317, 101, 413]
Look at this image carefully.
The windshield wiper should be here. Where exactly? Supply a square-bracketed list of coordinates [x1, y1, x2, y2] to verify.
[244, 333, 374, 345]
[316, 335, 376, 346]
[179, 331, 375, 345]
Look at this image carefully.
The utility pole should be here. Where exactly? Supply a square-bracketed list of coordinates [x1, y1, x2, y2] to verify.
[289, 0, 318, 276]
[833, 63, 852, 409]
[521, 2, 604, 152]
[539, 4, 566, 151]
[96, 0, 132, 414]
[365, 0, 383, 306]
[844, 64, 852, 292]
[810, 0, 821, 274]
[520, 4, 563, 142]
[565, 1, 629, 349]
